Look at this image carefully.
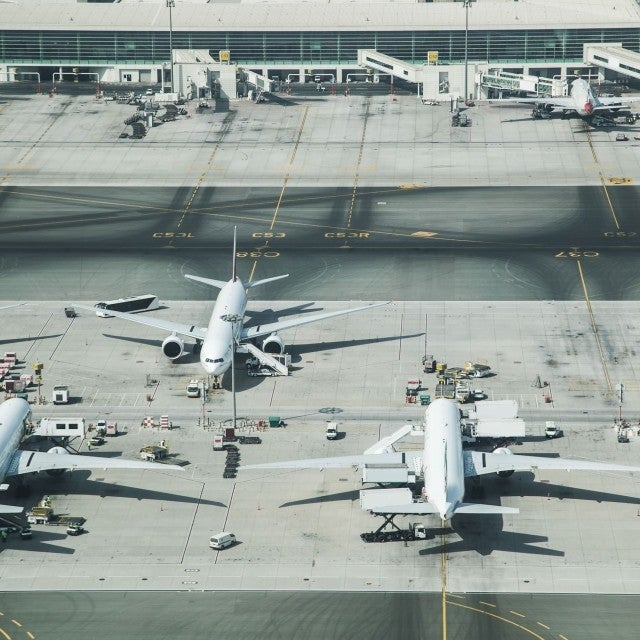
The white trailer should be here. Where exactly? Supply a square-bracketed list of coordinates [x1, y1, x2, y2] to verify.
[362, 464, 417, 485]
[360, 487, 413, 511]
[32, 418, 86, 438]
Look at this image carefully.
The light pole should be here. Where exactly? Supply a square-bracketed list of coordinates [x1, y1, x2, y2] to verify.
[462, 0, 473, 103]
[166, 0, 175, 93]
[221, 313, 243, 429]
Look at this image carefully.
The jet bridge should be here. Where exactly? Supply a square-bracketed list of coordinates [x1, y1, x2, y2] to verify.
[584, 43, 640, 82]
[357, 49, 424, 84]
[478, 70, 565, 97]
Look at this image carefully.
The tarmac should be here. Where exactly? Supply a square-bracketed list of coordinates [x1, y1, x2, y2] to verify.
[1, 84, 640, 637]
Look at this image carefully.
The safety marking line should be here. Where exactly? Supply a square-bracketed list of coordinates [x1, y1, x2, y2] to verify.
[447, 601, 547, 640]
[479, 601, 497, 608]
[345, 100, 371, 233]
[10, 621, 20, 628]
[441, 521, 447, 640]
[248, 106, 309, 281]
[510, 610, 526, 618]
[584, 124, 621, 230]
[0, 627, 11, 640]
[576, 259, 612, 392]
[536, 621, 550, 630]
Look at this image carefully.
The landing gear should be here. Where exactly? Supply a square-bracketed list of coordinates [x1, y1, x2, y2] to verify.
[212, 375, 222, 390]
[193, 340, 202, 355]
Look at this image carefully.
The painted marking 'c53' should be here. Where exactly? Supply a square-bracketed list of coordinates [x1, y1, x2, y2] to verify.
[252, 232, 286, 238]
[236, 251, 280, 258]
[604, 231, 636, 237]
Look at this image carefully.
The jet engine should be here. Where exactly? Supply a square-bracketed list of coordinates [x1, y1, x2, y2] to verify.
[262, 333, 285, 354]
[492, 445, 515, 478]
[46, 445, 69, 477]
[162, 334, 184, 360]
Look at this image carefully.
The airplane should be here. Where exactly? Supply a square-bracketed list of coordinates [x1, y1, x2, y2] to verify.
[72, 229, 387, 381]
[0, 397, 182, 514]
[493, 77, 640, 118]
[242, 397, 640, 521]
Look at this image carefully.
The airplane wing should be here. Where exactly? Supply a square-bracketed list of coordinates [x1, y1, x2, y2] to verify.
[491, 97, 576, 108]
[242, 451, 407, 470]
[596, 96, 640, 108]
[6, 450, 183, 476]
[71, 304, 207, 341]
[464, 450, 640, 478]
[0, 504, 23, 514]
[240, 302, 389, 341]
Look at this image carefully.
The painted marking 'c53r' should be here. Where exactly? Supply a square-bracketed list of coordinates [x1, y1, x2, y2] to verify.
[324, 232, 370, 238]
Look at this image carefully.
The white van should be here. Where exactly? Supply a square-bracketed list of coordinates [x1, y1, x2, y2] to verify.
[209, 532, 236, 550]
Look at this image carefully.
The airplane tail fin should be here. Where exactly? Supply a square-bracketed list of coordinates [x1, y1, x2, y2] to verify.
[453, 503, 519, 515]
[232, 226, 237, 282]
[184, 274, 227, 289]
[246, 274, 289, 289]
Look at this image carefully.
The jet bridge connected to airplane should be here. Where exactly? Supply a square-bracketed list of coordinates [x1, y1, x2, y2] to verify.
[478, 71, 566, 98]
[584, 43, 640, 82]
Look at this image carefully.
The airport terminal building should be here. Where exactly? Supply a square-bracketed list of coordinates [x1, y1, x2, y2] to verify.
[1, 0, 639, 99]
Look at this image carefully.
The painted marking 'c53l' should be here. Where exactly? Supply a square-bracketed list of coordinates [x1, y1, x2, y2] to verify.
[153, 232, 195, 238]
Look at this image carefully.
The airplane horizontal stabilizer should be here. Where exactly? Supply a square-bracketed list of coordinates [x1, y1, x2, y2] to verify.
[184, 274, 228, 289]
[242, 452, 406, 470]
[6, 450, 184, 476]
[246, 274, 289, 289]
[453, 503, 519, 515]
[0, 504, 23, 514]
[369, 502, 440, 515]
[464, 450, 640, 478]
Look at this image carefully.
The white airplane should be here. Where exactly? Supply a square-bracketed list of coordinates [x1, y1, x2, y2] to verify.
[72, 229, 387, 379]
[0, 397, 182, 514]
[243, 397, 640, 521]
[495, 78, 640, 118]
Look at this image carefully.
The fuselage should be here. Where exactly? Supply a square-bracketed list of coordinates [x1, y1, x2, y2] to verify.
[200, 278, 247, 376]
[0, 398, 30, 480]
[570, 78, 598, 116]
[422, 398, 465, 520]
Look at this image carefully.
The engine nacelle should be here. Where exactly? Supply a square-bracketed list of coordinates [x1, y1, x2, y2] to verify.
[492, 446, 515, 477]
[262, 333, 285, 355]
[162, 334, 184, 360]
[46, 446, 69, 476]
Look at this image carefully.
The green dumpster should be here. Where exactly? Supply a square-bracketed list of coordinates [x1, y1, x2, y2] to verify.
[268, 416, 282, 428]
[419, 394, 431, 406]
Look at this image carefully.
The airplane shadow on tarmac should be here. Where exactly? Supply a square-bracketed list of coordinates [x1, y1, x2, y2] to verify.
[0, 529, 75, 556]
[0, 333, 64, 346]
[13, 470, 226, 509]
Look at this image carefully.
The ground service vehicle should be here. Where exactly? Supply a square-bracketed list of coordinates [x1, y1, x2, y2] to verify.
[326, 422, 338, 440]
[186, 380, 200, 397]
[209, 532, 236, 549]
[95, 294, 159, 318]
[544, 422, 563, 439]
